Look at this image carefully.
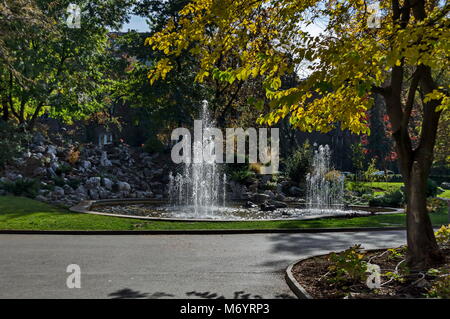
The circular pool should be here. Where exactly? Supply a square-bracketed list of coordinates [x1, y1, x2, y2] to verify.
[71, 199, 402, 222]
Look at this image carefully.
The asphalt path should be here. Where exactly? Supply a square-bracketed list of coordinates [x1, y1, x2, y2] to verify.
[0, 230, 406, 299]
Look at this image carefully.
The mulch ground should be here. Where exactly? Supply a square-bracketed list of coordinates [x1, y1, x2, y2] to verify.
[292, 247, 449, 299]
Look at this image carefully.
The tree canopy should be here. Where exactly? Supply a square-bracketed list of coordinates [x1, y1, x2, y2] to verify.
[146, 0, 449, 133]
[0, 0, 133, 128]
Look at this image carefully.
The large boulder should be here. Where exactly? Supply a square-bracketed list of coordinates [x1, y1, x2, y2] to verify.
[263, 190, 275, 199]
[252, 193, 271, 203]
[33, 167, 47, 177]
[86, 177, 101, 189]
[441, 182, 450, 190]
[52, 186, 65, 197]
[100, 151, 112, 167]
[80, 160, 91, 170]
[116, 181, 131, 193]
[102, 178, 113, 190]
[289, 186, 302, 197]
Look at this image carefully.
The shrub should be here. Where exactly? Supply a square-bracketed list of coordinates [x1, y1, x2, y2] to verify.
[283, 141, 312, 183]
[143, 136, 165, 153]
[261, 181, 277, 191]
[66, 149, 80, 165]
[53, 176, 66, 187]
[55, 163, 73, 175]
[346, 182, 374, 196]
[426, 275, 450, 299]
[426, 179, 439, 198]
[325, 170, 343, 182]
[0, 122, 30, 168]
[67, 178, 81, 190]
[369, 189, 405, 207]
[327, 245, 368, 285]
[434, 224, 450, 247]
[363, 158, 378, 182]
[427, 198, 447, 213]
[385, 174, 403, 182]
[230, 170, 255, 184]
[0, 178, 39, 198]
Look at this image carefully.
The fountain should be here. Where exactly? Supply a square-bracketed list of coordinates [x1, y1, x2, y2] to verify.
[82, 110, 399, 221]
[306, 144, 345, 213]
[168, 101, 227, 218]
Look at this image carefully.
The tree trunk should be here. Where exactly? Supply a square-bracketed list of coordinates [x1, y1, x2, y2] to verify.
[1, 101, 8, 122]
[405, 160, 444, 269]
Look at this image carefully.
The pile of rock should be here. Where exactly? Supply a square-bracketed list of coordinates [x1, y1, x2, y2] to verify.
[0, 133, 170, 207]
[227, 175, 306, 210]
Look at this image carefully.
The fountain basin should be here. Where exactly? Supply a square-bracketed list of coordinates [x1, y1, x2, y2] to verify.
[70, 199, 403, 222]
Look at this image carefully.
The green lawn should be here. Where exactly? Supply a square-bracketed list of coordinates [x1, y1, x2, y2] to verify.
[346, 181, 404, 195]
[440, 189, 450, 199]
[346, 181, 450, 198]
[0, 195, 448, 231]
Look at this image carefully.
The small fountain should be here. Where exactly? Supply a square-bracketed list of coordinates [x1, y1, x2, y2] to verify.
[306, 144, 345, 213]
[168, 101, 227, 217]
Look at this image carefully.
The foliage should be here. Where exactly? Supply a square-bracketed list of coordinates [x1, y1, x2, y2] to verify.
[143, 136, 165, 154]
[0, 121, 30, 167]
[387, 246, 407, 260]
[426, 275, 450, 299]
[434, 111, 450, 165]
[434, 224, 450, 247]
[283, 140, 312, 183]
[427, 198, 447, 213]
[66, 149, 80, 166]
[325, 170, 343, 182]
[261, 181, 277, 191]
[52, 176, 66, 188]
[0, 178, 39, 198]
[230, 169, 255, 184]
[67, 178, 81, 190]
[346, 183, 374, 197]
[426, 179, 439, 198]
[369, 189, 405, 207]
[350, 142, 366, 178]
[0, 0, 134, 128]
[55, 163, 73, 176]
[363, 158, 378, 183]
[327, 245, 368, 286]
[146, 0, 448, 133]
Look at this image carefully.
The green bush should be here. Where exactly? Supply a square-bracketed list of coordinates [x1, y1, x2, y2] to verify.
[55, 163, 73, 175]
[230, 169, 255, 184]
[369, 189, 405, 207]
[261, 181, 277, 191]
[426, 179, 439, 198]
[53, 176, 66, 187]
[327, 245, 368, 286]
[67, 178, 81, 190]
[0, 178, 39, 198]
[347, 182, 374, 196]
[426, 275, 450, 299]
[283, 141, 312, 183]
[0, 121, 30, 168]
[143, 136, 165, 153]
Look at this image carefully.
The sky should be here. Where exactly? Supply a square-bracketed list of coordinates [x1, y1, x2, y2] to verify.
[120, 15, 151, 32]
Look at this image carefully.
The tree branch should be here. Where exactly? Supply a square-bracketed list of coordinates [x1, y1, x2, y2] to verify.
[402, 68, 421, 129]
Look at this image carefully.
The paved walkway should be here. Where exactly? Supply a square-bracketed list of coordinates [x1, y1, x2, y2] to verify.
[0, 231, 406, 299]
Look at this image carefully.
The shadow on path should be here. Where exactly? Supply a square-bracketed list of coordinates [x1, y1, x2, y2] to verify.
[108, 288, 295, 299]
